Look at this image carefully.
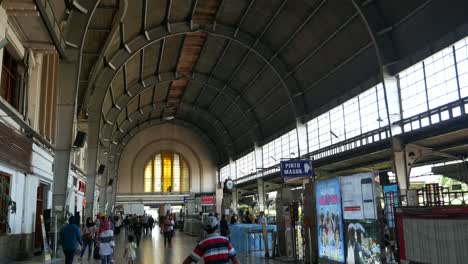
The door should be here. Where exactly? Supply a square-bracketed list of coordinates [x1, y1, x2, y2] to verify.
[34, 184, 45, 250]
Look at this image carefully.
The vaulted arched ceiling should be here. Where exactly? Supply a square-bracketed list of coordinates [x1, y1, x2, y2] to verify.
[67, 0, 468, 166]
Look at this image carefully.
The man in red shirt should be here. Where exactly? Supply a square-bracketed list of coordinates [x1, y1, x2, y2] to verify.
[183, 216, 240, 264]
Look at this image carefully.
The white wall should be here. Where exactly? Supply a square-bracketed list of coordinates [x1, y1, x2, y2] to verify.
[117, 123, 217, 194]
[31, 143, 54, 183]
[0, 143, 56, 235]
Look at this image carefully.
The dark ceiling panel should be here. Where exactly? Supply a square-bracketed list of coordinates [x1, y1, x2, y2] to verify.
[170, 0, 194, 22]
[260, 105, 295, 140]
[193, 36, 228, 74]
[216, 0, 250, 27]
[390, 0, 468, 65]
[159, 35, 184, 73]
[279, 1, 356, 68]
[140, 88, 154, 106]
[211, 42, 249, 81]
[262, 0, 324, 51]
[125, 54, 141, 86]
[182, 81, 203, 103]
[253, 87, 289, 120]
[240, 0, 283, 37]
[209, 94, 230, 114]
[142, 43, 160, 79]
[293, 17, 371, 90]
[122, 0, 142, 42]
[230, 54, 265, 92]
[147, 0, 167, 28]
[304, 47, 379, 113]
[112, 71, 125, 97]
[195, 86, 218, 108]
[155, 82, 171, 103]
[243, 67, 281, 105]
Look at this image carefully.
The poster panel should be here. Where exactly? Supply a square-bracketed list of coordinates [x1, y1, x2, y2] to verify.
[383, 185, 398, 228]
[340, 173, 377, 220]
[344, 220, 382, 264]
[316, 178, 345, 263]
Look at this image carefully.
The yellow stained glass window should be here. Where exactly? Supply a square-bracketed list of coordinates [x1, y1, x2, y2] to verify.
[144, 152, 190, 193]
[181, 159, 190, 192]
[173, 154, 180, 192]
[162, 152, 172, 192]
[154, 154, 162, 192]
[144, 160, 153, 192]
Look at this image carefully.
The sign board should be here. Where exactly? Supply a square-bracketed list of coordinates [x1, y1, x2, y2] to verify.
[340, 172, 377, 220]
[183, 196, 188, 204]
[316, 178, 345, 263]
[201, 195, 215, 205]
[280, 160, 313, 178]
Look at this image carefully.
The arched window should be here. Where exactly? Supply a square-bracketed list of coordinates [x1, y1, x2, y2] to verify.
[144, 152, 190, 193]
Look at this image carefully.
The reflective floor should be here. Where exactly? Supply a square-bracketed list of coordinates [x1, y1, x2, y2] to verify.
[13, 227, 285, 264]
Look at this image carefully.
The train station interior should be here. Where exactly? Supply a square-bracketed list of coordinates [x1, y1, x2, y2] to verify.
[0, 0, 468, 263]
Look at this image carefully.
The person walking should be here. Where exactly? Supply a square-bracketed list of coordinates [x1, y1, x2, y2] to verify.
[79, 217, 96, 260]
[162, 215, 173, 248]
[99, 219, 115, 264]
[182, 216, 240, 264]
[133, 217, 143, 247]
[230, 214, 237, 224]
[148, 215, 155, 234]
[220, 214, 230, 238]
[123, 235, 138, 264]
[142, 214, 149, 235]
[61, 216, 82, 264]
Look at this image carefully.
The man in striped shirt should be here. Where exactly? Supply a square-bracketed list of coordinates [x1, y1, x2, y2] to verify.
[183, 216, 240, 264]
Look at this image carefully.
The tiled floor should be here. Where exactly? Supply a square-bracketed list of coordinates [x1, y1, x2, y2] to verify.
[12, 227, 287, 264]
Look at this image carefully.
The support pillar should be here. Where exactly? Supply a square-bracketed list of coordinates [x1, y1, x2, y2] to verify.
[296, 119, 308, 157]
[53, 60, 78, 215]
[84, 119, 99, 217]
[392, 137, 409, 193]
[254, 143, 263, 170]
[257, 178, 265, 212]
[383, 70, 408, 193]
[229, 159, 236, 180]
[383, 71, 403, 135]
[231, 189, 239, 213]
[99, 170, 108, 213]
[276, 187, 294, 257]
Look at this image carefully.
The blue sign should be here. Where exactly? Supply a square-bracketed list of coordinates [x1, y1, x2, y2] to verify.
[280, 160, 313, 177]
[183, 196, 188, 204]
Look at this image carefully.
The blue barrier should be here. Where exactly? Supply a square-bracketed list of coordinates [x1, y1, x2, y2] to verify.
[229, 224, 276, 254]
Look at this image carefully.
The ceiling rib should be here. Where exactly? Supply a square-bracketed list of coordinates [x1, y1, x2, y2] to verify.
[163, 0, 221, 118]
[101, 72, 262, 144]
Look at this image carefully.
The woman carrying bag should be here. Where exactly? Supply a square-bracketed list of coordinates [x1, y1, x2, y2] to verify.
[79, 217, 96, 260]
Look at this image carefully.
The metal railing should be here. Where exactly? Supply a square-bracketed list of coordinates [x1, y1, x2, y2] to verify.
[307, 126, 391, 161]
[398, 96, 468, 133]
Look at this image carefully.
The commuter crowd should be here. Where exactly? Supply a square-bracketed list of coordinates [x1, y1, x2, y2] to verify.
[60, 210, 241, 264]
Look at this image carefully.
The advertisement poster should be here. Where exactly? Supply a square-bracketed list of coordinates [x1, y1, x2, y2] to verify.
[344, 220, 382, 264]
[340, 173, 377, 220]
[383, 184, 399, 228]
[316, 178, 345, 263]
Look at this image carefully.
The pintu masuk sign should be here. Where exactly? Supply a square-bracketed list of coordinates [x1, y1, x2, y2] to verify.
[280, 160, 313, 177]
